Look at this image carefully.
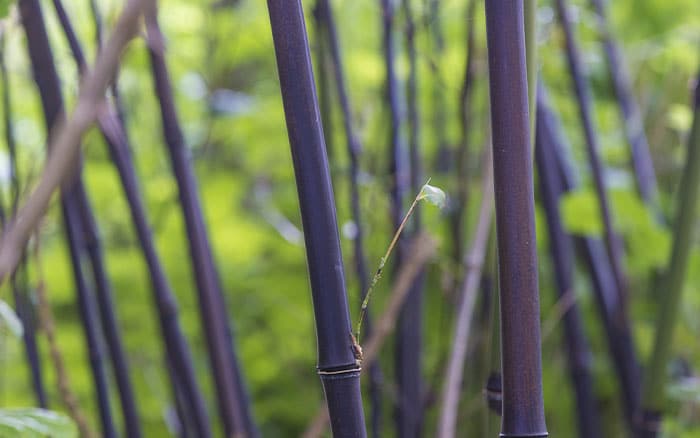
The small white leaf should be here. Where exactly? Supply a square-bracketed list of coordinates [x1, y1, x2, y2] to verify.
[0, 300, 23, 338]
[420, 184, 447, 209]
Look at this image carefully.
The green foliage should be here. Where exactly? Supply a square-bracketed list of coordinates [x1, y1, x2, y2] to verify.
[0, 409, 77, 438]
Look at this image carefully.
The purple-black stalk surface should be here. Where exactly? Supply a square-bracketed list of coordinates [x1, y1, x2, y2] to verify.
[315, 1, 383, 436]
[452, 0, 479, 278]
[427, 0, 449, 174]
[589, 0, 660, 209]
[312, 3, 335, 166]
[144, 5, 258, 437]
[0, 33, 47, 409]
[45, 1, 211, 435]
[378, 0, 422, 434]
[555, 0, 629, 329]
[48, 3, 142, 436]
[484, 1, 548, 436]
[396, 1, 425, 437]
[267, 2, 367, 437]
[535, 89, 601, 437]
[20, 1, 116, 435]
[540, 85, 640, 428]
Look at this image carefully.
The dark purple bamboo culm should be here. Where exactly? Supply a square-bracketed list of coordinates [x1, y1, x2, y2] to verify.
[451, 0, 479, 277]
[539, 85, 641, 428]
[0, 33, 48, 409]
[312, 3, 335, 165]
[555, 0, 630, 333]
[427, 0, 449, 173]
[314, 1, 383, 436]
[144, 5, 258, 437]
[535, 88, 601, 438]
[484, 1, 547, 436]
[589, 0, 660, 209]
[20, 1, 116, 436]
[267, 1, 366, 437]
[396, 1, 425, 436]
[45, 1, 211, 435]
[49, 2, 142, 436]
[378, 0, 421, 433]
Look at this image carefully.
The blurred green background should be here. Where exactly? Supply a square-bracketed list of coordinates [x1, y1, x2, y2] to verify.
[1, 0, 700, 436]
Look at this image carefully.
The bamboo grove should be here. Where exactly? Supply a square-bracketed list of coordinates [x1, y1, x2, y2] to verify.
[0, 0, 695, 436]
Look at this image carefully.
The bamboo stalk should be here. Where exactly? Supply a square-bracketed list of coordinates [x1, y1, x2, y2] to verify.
[451, 0, 479, 278]
[437, 152, 493, 438]
[0, 30, 47, 409]
[267, 1, 366, 436]
[589, 0, 660, 209]
[144, 4, 257, 436]
[47, 2, 144, 436]
[525, 0, 537, 142]
[540, 83, 641, 429]
[303, 234, 437, 438]
[484, 1, 547, 435]
[397, 1, 425, 436]
[535, 92, 601, 437]
[555, 0, 630, 342]
[314, 1, 383, 435]
[19, 1, 117, 435]
[28, 0, 210, 436]
[638, 70, 700, 438]
[427, 0, 449, 173]
[32, 234, 95, 438]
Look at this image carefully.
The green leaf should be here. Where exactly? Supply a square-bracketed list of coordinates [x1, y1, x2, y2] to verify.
[420, 184, 447, 209]
[560, 189, 603, 236]
[0, 408, 77, 438]
[0, 300, 22, 338]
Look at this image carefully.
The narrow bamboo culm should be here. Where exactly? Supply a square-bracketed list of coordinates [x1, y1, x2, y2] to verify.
[145, 3, 258, 436]
[589, 0, 660, 209]
[50, 4, 142, 435]
[0, 30, 48, 409]
[535, 84, 601, 437]
[542, 82, 641, 433]
[638, 68, 700, 438]
[20, 1, 116, 435]
[484, 1, 548, 436]
[267, 1, 367, 437]
[315, 1, 383, 435]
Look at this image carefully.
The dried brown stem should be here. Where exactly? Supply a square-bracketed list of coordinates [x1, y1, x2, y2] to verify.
[303, 233, 438, 438]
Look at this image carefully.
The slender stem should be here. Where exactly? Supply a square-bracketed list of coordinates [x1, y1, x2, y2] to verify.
[0, 0, 147, 280]
[589, 0, 660, 210]
[356, 185, 425, 340]
[1, 31, 48, 409]
[33, 237, 95, 438]
[639, 70, 700, 437]
[437, 152, 493, 438]
[555, 0, 630, 339]
[145, 4, 257, 436]
[49, 4, 143, 436]
[20, 1, 118, 435]
[397, 1, 425, 434]
[524, 0, 537, 143]
[303, 234, 437, 438]
[536, 96, 601, 437]
[484, 1, 547, 435]
[267, 1, 366, 436]
[452, 0, 479, 280]
[315, 1, 383, 435]
[541, 82, 641, 429]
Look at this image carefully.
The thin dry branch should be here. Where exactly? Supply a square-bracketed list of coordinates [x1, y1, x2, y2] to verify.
[437, 151, 494, 438]
[33, 234, 95, 438]
[302, 232, 438, 438]
[0, 0, 149, 281]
